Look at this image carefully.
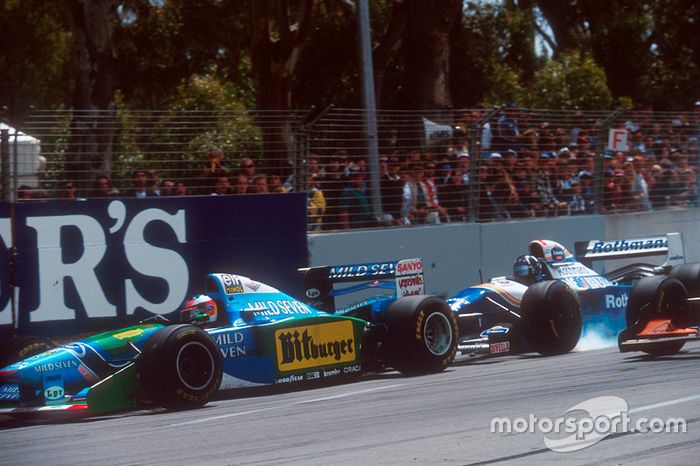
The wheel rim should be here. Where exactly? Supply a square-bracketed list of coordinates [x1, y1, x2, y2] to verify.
[176, 341, 215, 391]
[423, 312, 453, 356]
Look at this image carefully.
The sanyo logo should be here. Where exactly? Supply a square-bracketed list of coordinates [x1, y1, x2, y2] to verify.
[605, 294, 628, 309]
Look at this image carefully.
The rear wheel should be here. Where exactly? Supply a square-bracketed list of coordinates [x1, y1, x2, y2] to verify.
[138, 325, 223, 409]
[521, 280, 582, 356]
[626, 276, 688, 356]
[383, 296, 458, 374]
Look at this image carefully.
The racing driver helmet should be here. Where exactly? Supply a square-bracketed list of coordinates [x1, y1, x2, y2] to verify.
[180, 294, 218, 325]
[512, 255, 544, 285]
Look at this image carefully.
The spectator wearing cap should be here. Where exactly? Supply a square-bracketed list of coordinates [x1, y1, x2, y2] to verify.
[339, 164, 373, 229]
[457, 151, 471, 185]
[494, 104, 520, 152]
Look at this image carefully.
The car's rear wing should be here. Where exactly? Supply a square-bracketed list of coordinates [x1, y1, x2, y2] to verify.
[298, 258, 424, 313]
[574, 233, 685, 268]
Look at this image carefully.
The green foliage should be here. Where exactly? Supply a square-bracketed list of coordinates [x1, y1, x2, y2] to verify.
[529, 52, 613, 109]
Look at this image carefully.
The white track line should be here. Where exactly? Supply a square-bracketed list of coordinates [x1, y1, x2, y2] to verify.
[168, 383, 404, 427]
[630, 393, 700, 414]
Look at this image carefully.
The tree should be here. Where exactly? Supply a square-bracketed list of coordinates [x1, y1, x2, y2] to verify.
[250, 0, 313, 171]
[0, 1, 70, 124]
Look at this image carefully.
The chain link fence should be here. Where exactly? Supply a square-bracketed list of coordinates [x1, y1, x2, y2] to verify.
[2, 106, 698, 231]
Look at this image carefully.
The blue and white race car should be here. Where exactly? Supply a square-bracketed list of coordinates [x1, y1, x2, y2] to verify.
[449, 233, 700, 357]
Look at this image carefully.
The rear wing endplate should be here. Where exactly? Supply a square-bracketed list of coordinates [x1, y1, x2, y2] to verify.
[298, 258, 424, 313]
[574, 233, 685, 268]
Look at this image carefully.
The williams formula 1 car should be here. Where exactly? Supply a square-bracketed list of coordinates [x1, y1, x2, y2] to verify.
[0, 264, 457, 416]
[448, 233, 700, 358]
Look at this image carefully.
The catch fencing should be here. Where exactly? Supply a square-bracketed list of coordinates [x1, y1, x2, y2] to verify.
[1, 106, 698, 230]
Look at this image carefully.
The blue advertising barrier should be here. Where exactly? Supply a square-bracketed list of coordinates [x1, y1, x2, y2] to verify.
[0, 194, 308, 336]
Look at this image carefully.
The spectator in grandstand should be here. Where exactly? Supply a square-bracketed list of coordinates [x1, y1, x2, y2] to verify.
[128, 170, 149, 198]
[251, 174, 269, 194]
[569, 112, 586, 145]
[175, 182, 188, 196]
[146, 170, 161, 196]
[92, 175, 120, 198]
[160, 179, 175, 196]
[649, 160, 680, 209]
[567, 180, 587, 215]
[380, 155, 404, 224]
[578, 172, 596, 213]
[676, 168, 697, 207]
[494, 104, 520, 151]
[511, 160, 537, 217]
[339, 164, 373, 229]
[239, 157, 256, 182]
[477, 175, 507, 222]
[202, 147, 230, 194]
[533, 154, 566, 216]
[423, 161, 449, 223]
[307, 174, 326, 231]
[321, 154, 347, 230]
[234, 174, 250, 195]
[17, 185, 33, 201]
[213, 176, 235, 195]
[631, 156, 652, 210]
[268, 173, 288, 193]
[441, 167, 469, 221]
[602, 171, 624, 213]
[59, 181, 78, 199]
[457, 151, 471, 185]
[402, 163, 431, 225]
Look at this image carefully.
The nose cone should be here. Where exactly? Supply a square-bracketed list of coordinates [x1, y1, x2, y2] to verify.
[0, 348, 77, 384]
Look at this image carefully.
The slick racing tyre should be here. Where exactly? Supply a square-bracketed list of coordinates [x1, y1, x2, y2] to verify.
[670, 263, 700, 327]
[383, 295, 458, 375]
[139, 324, 223, 409]
[0, 337, 55, 368]
[521, 280, 582, 356]
[626, 276, 688, 355]
[627, 275, 692, 328]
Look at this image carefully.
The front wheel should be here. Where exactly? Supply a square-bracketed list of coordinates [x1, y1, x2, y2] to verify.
[382, 295, 458, 374]
[138, 324, 223, 409]
[521, 280, 582, 356]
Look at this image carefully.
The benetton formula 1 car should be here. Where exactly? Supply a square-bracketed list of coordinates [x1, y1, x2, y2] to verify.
[448, 233, 700, 358]
[0, 265, 457, 416]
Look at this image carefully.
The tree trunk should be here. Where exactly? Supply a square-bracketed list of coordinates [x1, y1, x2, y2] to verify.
[402, 0, 462, 111]
[250, 0, 313, 174]
[64, 0, 117, 190]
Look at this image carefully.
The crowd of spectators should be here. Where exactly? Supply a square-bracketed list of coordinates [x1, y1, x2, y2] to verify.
[14, 102, 700, 230]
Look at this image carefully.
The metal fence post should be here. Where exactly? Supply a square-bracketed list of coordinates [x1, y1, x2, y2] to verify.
[468, 107, 501, 222]
[1, 128, 8, 202]
[595, 108, 626, 214]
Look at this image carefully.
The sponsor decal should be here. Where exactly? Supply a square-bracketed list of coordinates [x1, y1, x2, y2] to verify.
[63, 342, 89, 358]
[588, 238, 667, 256]
[329, 262, 395, 279]
[221, 274, 244, 294]
[34, 360, 78, 373]
[306, 288, 321, 299]
[306, 371, 320, 380]
[562, 276, 611, 291]
[397, 274, 424, 296]
[44, 386, 65, 402]
[246, 280, 262, 292]
[605, 293, 628, 309]
[214, 332, 247, 358]
[396, 258, 423, 276]
[551, 247, 565, 262]
[489, 341, 510, 354]
[343, 364, 362, 374]
[77, 363, 99, 383]
[42, 374, 65, 405]
[113, 328, 144, 340]
[553, 263, 596, 278]
[275, 374, 303, 384]
[336, 300, 371, 315]
[480, 325, 510, 337]
[322, 368, 341, 377]
[0, 384, 19, 401]
[244, 300, 312, 317]
[275, 321, 356, 371]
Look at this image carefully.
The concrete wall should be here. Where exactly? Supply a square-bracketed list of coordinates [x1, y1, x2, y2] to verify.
[308, 209, 700, 296]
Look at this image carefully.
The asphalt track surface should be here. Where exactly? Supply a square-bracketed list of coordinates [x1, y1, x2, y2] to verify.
[2, 345, 700, 465]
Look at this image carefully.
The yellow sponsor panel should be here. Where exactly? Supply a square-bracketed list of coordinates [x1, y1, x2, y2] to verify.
[275, 320, 356, 371]
[113, 328, 144, 340]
